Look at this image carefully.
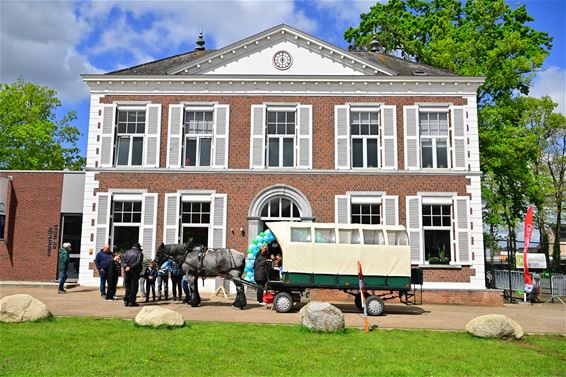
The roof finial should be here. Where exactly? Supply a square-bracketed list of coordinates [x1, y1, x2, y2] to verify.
[369, 27, 380, 52]
[195, 29, 205, 51]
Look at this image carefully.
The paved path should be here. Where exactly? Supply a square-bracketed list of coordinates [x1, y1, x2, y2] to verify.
[1, 286, 564, 334]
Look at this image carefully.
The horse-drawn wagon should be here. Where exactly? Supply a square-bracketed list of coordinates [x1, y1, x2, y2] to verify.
[263, 222, 421, 316]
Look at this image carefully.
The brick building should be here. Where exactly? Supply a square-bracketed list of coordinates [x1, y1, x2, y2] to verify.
[77, 25, 492, 303]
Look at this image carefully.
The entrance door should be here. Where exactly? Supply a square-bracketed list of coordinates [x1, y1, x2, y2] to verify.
[113, 226, 140, 253]
[60, 214, 82, 281]
[182, 226, 209, 247]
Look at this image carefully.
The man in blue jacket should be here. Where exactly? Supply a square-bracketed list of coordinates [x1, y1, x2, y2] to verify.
[94, 244, 113, 297]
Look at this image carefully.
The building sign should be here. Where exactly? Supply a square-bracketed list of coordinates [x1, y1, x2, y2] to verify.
[515, 253, 547, 269]
[47, 224, 59, 257]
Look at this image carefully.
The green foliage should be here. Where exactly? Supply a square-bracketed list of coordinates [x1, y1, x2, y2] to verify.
[0, 317, 564, 376]
[0, 78, 85, 170]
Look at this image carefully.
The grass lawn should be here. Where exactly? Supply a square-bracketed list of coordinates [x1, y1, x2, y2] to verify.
[0, 318, 564, 377]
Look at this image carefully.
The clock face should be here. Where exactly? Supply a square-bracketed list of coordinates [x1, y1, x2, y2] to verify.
[273, 50, 293, 70]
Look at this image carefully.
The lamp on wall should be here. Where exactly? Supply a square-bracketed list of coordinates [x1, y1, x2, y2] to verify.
[240, 227, 245, 236]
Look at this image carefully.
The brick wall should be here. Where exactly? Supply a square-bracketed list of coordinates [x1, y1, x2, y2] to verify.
[99, 95, 467, 170]
[423, 267, 476, 282]
[0, 172, 64, 281]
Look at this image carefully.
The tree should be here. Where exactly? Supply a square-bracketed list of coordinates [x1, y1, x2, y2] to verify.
[0, 78, 85, 170]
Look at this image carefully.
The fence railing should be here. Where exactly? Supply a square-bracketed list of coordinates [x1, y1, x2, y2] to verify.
[494, 270, 525, 291]
[494, 270, 566, 304]
[546, 274, 566, 304]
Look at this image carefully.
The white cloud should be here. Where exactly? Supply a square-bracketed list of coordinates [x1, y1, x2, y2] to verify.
[0, 1, 102, 103]
[530, 66, 566, 114]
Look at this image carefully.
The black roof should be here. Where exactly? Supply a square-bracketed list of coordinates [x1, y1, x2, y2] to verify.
[108, 49, 217, 75]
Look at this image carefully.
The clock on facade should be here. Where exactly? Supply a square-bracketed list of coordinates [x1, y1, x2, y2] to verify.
[273, 50, 293, 70]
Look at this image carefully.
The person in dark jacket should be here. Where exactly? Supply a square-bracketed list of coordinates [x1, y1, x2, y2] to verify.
[144, 261, 158, 302]
[161, 257, 183, 301]
[94, 244, 113, 297]
[57, 243, 72, 294]
[253, 244, 269, 305]
[121, 242, 144, 307]
[105, 253, 121, 300]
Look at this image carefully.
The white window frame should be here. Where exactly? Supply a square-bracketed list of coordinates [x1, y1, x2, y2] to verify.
[421, 203, 453, 263]
[350, 109, 380, 169]
[110, 198, 143, 249]
[183, 108, 214, 167]
[266, 108, 296, 168]
[350, 202, 382, 225]
[114, 108, 146, 167]
[419, 110, 450, 169]
[260, 197, 302, 222]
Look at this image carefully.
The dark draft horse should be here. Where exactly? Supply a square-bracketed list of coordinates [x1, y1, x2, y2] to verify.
[156, 241, 247, 309]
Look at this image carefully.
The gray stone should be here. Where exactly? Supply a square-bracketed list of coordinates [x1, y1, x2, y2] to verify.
[299, 302, 345, 332]
[134, 306, 184, 327]
[0, 294, 52, 323]
[465, 314, 524, 340]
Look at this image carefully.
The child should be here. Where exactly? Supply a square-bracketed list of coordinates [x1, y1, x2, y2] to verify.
[144, 261, 158, 302]
[105, 253, 121, 300]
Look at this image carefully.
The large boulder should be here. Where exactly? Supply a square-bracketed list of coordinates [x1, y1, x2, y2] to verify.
[466, 314, 524, 340]
[0, 294, 52, 323]
[299, 302, 345, 332]
[134, 306, 184, 327]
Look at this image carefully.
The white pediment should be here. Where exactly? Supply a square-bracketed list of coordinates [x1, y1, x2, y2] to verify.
[168, 25, 396, 76]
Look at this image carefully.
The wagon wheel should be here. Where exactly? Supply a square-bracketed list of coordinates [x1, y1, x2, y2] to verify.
[365, 295, 385, 316]
[273, 292, 294, 313]
[354, 292, 370, 311]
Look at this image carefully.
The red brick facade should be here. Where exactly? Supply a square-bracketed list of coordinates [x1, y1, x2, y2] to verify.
[0, 172, 64, 281]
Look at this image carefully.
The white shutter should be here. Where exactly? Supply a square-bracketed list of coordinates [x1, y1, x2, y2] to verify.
[382, 196, 399, 225]
[335, 195, 350, 224]
[213, 104, 230, 168]
[451, 106, 467, 170]
[141, 193, 158, 258]
[100, 105, 116, 168]
[250, 105, 266, 168]
[404, 106, 420, 170]
[167, 105, 183, 168]
[406, 196, 422, 263]
[297, 105, 312, 169]
[144, 104, 161, 168]
[335, 105, 350, 169]
[381, 105, 397, 169]
[95, 193, 112, 251]
[454, 196, 470, 264]
[163, 193, 180, 244]
[211, 194, 227, 248]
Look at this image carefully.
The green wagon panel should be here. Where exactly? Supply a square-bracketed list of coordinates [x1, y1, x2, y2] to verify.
[283, 273, 410, 290]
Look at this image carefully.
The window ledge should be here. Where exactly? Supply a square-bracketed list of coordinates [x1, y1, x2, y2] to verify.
[417, 264, 463, 269]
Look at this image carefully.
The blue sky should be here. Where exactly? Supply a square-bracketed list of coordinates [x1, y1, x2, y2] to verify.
[1, 0, 564, 155]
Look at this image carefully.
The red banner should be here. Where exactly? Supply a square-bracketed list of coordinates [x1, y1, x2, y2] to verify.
[523, 207, 533, 286]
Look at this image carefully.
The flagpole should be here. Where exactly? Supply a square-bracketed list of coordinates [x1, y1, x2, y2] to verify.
[357, 261, 369, 333]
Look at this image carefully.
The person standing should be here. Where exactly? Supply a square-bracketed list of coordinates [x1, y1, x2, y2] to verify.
[144, 261, 158, 302]
[162, 257, 183, 301]
[57, 243, 72, 294]
[94, 244, 113, 298]
[138, 257, 149, 300]
[121, 242, 144, 307]
[253, 244, 269, 305]
[156, 263, 169, 301]
[105, 253, 121, 300]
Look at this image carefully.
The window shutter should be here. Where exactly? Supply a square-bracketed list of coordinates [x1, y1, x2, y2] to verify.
[451, 106, 467, 170]
[381, 105, 397, 169]
[406, 196, 422, 264]
[141, 193, 158, 258]
[382, 195, 399, 225]
[95, 193, 112, 251]
[167, 105, 183, 168]
[213, 104, 230, 168]
[100, 105, 116, 168]
[335, 105, 350, 169]
[144, 104, 161, 168]
[404, 106, 420, 170]
[454, 196, 470, 264]
[163, 193, 179, 244]
[335, 195, 350, 224]
[297, 105, 312, 169]
[250, 105, 266, 168]
[211, 194, 227, 248]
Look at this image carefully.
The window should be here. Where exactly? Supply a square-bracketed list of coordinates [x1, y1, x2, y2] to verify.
[351, 111, 380, 168]
[115, 110, 145, 166]
[112, 201, 142, 223]
[0, 214, 4, 240]
[266, 111, 295, 167]
[422, 204, 452, 262]
[387, 230, 409, 246]
[351, 203, 381, 225]
[181, 202, 211, 224]
[184, 111, 213, 167]
[291, 227, 311, 242]
[363, 229, 385, 245]
[420, 112, 449, 168]
[314, 228, 336, 243]
[338, 229, 361, 244]
[260, 198, 301, 220]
